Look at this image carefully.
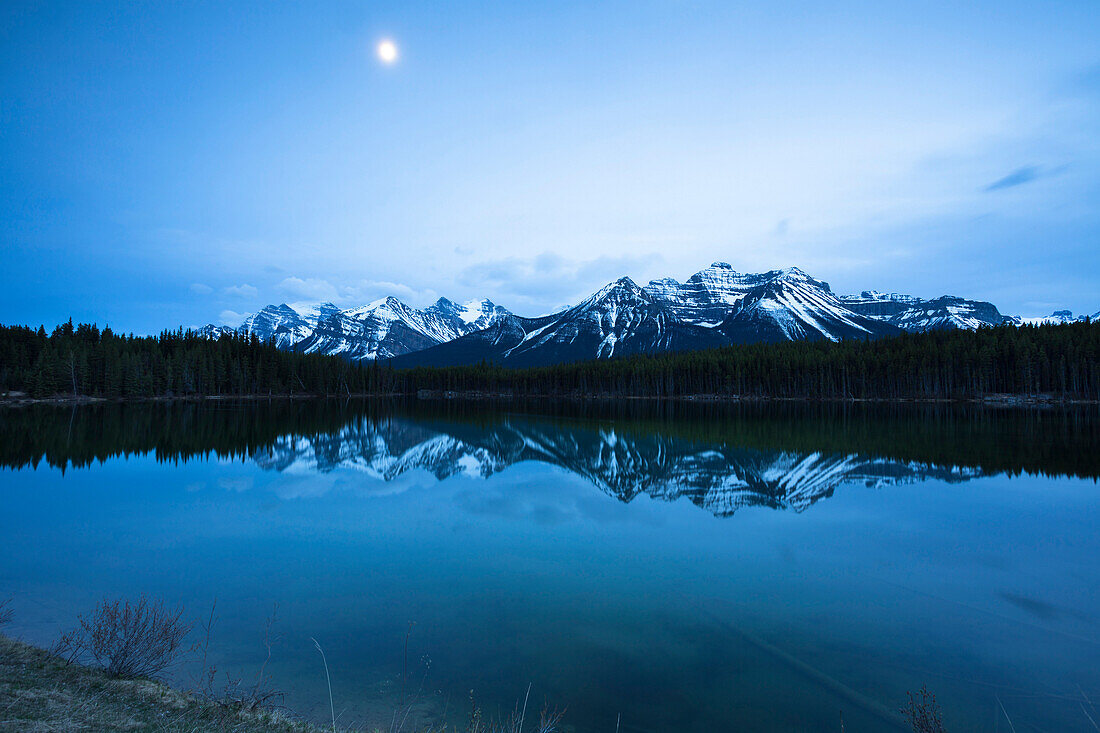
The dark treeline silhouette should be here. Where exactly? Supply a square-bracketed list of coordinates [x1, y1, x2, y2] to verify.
[436, 398, 1100, 480]
[1, 319, 1098, 401]
[396, 322, 1100, 400]
[0, 398, 374, 471]
[0, 321, 377, 398]
[3, 398, 1098, 480]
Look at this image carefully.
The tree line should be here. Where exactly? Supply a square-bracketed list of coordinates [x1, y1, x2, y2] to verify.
[396, 321, 1100, 400]
[4, 398, 1098, 480]
[1, 319, 1097, 401]
[0, 321, 377, 398]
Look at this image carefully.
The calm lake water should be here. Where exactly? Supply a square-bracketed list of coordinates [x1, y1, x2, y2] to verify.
[2, 399, 1098, 732]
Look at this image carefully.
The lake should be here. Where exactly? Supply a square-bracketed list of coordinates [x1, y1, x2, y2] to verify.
[1, 399, 1098, 732]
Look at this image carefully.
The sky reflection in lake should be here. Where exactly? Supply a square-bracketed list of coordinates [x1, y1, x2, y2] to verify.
[2, 400, 1098, 732]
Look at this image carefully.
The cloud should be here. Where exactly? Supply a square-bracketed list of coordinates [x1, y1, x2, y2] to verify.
[458, 252, 664, 313]
[341, 280, 439, 306]
[269, 276, 442, 310]
[223, 283, 259, 298]
[277, 277, 340, 302]
[217, 477, 253, 493]
[190, 283, 213, 295]
[984, 166, 1041, 191]
[218, 309, 247, 325]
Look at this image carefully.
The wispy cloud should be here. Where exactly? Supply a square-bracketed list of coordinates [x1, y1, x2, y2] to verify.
[342, 280, 439, 307]
[459, 252, 665, 313]
[223, 283, 258, 298]
[274, 276, 440, 309]
[189, 283, 213, 295]
[218, 309, 246, 325]
[277, 277, 339, 303]
[984, 165, 1042, 191]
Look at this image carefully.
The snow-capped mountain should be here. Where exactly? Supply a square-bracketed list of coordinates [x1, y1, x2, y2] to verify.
[395, 268, 897, 366]
[197, 324, 236, 339]
[1020, 309, 1099, 326]
[238, 303, 315, 349]
[209, 297, 511, 360]
[715, 267, 900, 343]
[646, 264, 898, 343]
[251, 416, 988, 517]
[202, 261, 1088, 366]
[393, 277, 729, 367]
[643, 262, 780, 325]
[840, 291, 1015, 331]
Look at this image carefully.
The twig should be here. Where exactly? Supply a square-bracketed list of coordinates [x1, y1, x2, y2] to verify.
[401, 621, 415, 707]
[519, 683, 531, 732]
[311, 637, 336, 733]
[252, 602, 278, 703]
[196, 598, 217, 695]
[997, 696, 1017, 733]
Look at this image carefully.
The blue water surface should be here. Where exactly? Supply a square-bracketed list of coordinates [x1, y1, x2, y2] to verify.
[1, 401, 1097, 732]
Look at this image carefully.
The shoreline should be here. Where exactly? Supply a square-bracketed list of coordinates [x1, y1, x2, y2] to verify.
[2, 391, 1098, 407]
[0, 633, 324, 732]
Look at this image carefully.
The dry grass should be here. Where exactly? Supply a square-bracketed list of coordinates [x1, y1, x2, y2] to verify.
[0, 634, 321, 732]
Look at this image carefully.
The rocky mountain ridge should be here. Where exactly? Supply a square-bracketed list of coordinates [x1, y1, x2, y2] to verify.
[201, 262, 1091, 366]
[252, 416, 988, 518]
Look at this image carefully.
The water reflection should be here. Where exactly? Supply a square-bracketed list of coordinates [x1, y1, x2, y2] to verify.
[4, 398, 1096, 516]
[254, 416, 987, 516]
[3, 399, 1099, 732]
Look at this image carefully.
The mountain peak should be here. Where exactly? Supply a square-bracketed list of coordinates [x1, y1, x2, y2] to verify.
[199, 262, 1052, 365]
[588, 276, 646, 302]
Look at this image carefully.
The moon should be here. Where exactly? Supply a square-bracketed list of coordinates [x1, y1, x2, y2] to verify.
[377, 39, 398, 64]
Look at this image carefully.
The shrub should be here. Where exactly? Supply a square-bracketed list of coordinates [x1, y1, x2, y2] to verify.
[54, 595, 193, 679]
[903, 685, 946, 733]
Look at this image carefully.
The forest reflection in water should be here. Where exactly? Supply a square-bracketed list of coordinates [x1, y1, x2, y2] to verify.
[2, 398, 1099, 732]
[3, 398, 1097, 518]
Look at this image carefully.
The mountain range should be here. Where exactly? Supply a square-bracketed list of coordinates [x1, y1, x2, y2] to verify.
[201, 262, 1094, 367]
[251, 415, 987, 518]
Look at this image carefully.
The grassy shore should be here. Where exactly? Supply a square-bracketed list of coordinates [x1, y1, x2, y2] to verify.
[0, 634, 324, 732]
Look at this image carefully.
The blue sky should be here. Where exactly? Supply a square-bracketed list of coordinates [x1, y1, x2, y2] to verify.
[2, 0, 1098, 333]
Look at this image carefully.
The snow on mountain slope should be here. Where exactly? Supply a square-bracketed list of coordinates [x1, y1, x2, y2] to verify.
[642, 264, 898, 343]
[840, 292, 1014, 331]
[504, 277, 684, 361]
[1020, 309, 1098, 325]
[717, 268, 900, 343]
[238, 304, 315, 349]
[644, 262, 774, 325]
[197, 324, 236, 339]
[200, 261, 1082, 364]
[251, 416, 989, 517]
[392, 277, 728, 368]
[213, 296, 511, 361]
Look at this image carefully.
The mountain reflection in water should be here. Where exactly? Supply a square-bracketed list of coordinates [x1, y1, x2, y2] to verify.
[3, 398, 1099, 732]
[254, 416, 987, 517]
[4, 399, 1095, 518]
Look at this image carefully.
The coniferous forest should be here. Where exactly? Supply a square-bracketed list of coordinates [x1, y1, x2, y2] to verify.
[0, 319, 1097, 401]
